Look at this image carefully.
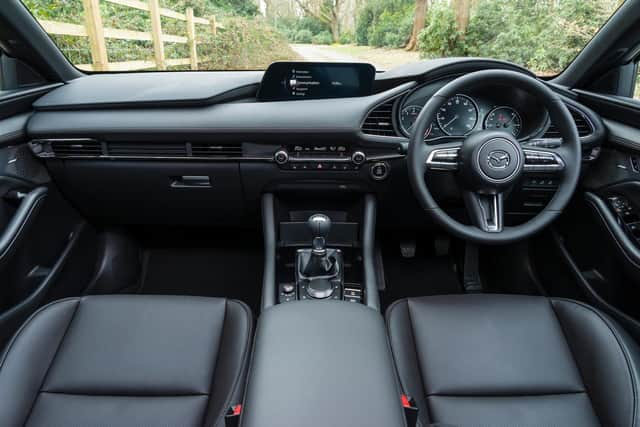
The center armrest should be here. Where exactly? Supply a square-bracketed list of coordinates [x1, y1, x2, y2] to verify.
[240, 301, 407, 427]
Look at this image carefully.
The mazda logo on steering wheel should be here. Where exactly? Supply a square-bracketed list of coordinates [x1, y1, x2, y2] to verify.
[487, 150, 511, 169]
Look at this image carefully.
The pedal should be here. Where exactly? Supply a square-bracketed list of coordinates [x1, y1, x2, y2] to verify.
[463, 242, 483, 293]
[434, 236, 450, 257]
[399, 240, 416, 258]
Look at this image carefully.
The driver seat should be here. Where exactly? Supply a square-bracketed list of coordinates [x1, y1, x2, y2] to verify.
[386, 294, 640, 427]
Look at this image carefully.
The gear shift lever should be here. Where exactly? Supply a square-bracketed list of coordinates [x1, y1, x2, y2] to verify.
[308, 214, 331, 255]
[303, 214, 335, 278]
[295, 214, 342, 299]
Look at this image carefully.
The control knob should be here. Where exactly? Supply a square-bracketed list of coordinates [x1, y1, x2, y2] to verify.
[274, 150, 289, 165]
[351, 151, 366, 165]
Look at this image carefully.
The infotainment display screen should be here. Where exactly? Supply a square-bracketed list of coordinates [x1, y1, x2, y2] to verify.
[257, 62, 376, 101]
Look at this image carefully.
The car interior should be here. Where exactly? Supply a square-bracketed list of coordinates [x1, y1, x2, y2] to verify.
[2, 0, 640, 426]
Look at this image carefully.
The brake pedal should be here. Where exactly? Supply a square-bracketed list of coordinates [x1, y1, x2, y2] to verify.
[434, 236, 450, 257]
[399, 241, 416, 258]
[463, 242, 483, 293]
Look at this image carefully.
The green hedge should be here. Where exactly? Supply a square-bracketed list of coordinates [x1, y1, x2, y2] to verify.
[356, 0, 413, 47]
[274, 16, 330, 44]
[418, 0, 617, 74]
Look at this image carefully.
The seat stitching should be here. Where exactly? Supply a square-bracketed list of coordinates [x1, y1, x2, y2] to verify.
[405, 299, 431, 426]
[553, 298, 638, 427]
[23, 297, 82, 426]
[547, 300, 590, 393]
[200, 299, 228, 427]
[426, 390, 588, 398]
[0, 297, 80, 370]
[38, 391, 209, 397]
[208, 299, 253, 427]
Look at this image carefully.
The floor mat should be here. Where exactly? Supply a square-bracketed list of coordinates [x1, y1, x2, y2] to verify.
[381, 235, 462, 310]
[137, 229, 263, 314]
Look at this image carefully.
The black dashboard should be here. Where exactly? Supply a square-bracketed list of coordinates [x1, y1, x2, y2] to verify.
[24, 58, 606, 228]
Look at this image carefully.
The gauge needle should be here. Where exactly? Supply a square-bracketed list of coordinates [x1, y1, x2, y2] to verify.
[443, 115, 459, 128]
[505, 113, 516, 125]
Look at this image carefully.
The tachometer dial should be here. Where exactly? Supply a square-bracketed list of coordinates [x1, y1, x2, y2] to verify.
[400, 105, 423, 135]
[436, 94, 478, 136]
[484, 106, 522, 137]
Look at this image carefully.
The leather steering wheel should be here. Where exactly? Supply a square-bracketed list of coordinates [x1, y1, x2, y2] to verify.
[407, 69, 581, 245]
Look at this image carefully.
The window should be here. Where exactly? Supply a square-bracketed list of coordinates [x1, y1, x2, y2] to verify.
[22, 0, 623, 73]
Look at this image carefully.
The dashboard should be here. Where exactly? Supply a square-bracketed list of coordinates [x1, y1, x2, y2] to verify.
[24, 58, 606, 228]
[397, 78, 548, 143]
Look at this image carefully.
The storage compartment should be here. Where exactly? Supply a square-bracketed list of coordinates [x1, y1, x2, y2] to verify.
[50, 160, 244, 225]
[240, 301, 406, 427]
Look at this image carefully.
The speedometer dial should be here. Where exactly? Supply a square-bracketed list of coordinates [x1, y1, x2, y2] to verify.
[400, 105, 422, 135]
[484, 106, 522, 137]
[436, 94, 478, 136]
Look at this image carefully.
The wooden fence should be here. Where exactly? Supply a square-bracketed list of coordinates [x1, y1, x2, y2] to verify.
[39, 0, 224, 72]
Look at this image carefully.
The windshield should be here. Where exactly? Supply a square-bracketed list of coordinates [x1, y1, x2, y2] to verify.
[23, 0, 622, 74]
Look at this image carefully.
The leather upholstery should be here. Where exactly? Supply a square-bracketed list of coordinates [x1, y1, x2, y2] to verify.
[387, 294, 640, 427]
[0, 295, 252, 427]
[240, 301, 407, 427]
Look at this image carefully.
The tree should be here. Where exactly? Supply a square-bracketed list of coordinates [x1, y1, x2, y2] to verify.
[295, 0, 342, 42]
[453, 0, 471, 34]
[405, 0, 428, 51]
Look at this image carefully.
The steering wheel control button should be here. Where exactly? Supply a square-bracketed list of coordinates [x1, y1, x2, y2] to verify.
[274, 150, 289, 165]
[523, 149, 565, 172]
[370, 162, 390, 181]
[426, 148, 460, 170]
[351, 151, 366, 165]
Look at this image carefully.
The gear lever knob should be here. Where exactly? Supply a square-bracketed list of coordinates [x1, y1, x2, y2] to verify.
[308, 214, 331, 253]
[308, 214, 331, 239]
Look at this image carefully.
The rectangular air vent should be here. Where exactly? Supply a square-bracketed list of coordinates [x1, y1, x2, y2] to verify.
[106, 142, 187, 157]
[543, 108, 593, 138]
[362, 100, 398, 137]
[191, 143, 243, 157]
[50, 139, 102, 157]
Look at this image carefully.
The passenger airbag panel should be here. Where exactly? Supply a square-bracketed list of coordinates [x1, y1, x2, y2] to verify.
[52, 161, 243, 225]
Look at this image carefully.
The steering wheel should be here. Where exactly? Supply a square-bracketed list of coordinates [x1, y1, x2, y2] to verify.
[408, 69, 581, 245]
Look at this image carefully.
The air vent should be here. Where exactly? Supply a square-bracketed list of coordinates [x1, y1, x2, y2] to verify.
[50, 139, 102, 157]
[362, 100, 398, 137]
[191, 143, 243, 157]
[107, 142, 187, 157]
[543, 108, 593, 138]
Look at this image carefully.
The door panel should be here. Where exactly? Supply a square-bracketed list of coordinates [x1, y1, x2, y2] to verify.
[551, 92, 640, 329]
[0, 88, 90, 345]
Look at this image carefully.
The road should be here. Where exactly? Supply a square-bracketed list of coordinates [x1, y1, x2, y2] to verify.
[289, 43, 420, 71]
[289, 44, 360, 63]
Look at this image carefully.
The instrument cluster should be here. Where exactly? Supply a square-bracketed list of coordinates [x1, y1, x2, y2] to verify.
[398, 79, 548, 143]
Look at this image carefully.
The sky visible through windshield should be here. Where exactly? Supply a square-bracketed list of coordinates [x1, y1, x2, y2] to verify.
[24, 0, 622, 74]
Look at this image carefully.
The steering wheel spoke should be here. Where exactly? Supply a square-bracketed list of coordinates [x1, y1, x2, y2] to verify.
[523, 147, 566, 173]
[464, 192, 504, 233]
[425, 141, 463, 171]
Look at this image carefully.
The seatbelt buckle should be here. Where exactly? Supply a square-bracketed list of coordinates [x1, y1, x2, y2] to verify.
[401, 394, 418, 426]
[225, 404, 242, 427]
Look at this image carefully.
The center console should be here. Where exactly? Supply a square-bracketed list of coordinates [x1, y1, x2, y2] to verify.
[261, 192, 380, 310]
[239, 301, 407, 427]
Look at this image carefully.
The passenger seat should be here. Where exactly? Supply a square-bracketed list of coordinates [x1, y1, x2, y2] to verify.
[0, 295, 252, 427]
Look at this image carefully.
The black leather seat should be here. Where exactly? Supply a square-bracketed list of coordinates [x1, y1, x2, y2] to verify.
[0, 295, 252, 427]
[387, 294, 640, 427]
